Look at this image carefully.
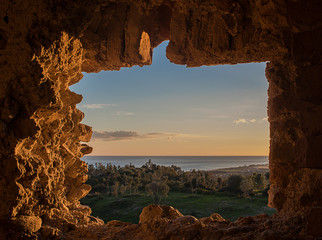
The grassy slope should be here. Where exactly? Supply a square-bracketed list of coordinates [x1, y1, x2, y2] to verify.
[81, 192, 276, 224]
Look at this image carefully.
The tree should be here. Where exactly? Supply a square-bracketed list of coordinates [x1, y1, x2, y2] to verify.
[227, 175, 243, 193]
[186, 172, 195, 194]
[119, 184, 126, 195]
[97, 162, 106, 172]
[217, 177, 223, 189]
[265, 172, 270, 181]
[253, 173, 265, 190]
[146, 181, 170, 204]
[88, 164, 95, 174]
[111, 181, 119, 197]
[240, 178, 254, 197]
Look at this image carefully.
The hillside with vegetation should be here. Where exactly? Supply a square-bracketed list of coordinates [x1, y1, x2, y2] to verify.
[81, 160, 275, 223]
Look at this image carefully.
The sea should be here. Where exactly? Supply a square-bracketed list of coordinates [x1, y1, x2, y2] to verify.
[82, 156, 268, 171]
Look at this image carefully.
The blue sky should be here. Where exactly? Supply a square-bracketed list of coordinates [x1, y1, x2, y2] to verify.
[71, 41, 269, 156]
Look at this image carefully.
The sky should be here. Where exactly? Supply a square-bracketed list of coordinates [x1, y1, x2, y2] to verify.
[70, 41, 269, 156]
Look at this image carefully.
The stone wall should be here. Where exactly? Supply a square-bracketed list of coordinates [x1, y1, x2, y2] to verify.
[267, 61, 322, 215]
[0, 0, 321, 239]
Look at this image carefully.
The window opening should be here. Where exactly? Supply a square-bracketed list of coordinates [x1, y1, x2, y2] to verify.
[70, 41, 275, 223]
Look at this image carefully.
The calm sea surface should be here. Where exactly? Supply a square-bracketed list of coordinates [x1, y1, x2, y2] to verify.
[82, 156, 268, 171]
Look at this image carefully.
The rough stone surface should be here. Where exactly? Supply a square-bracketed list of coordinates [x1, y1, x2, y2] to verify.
[266, 61, 322, 215]
[63, 207, 308, 240]
[139, 205, 183, 223]
[0, 0, 321, 239]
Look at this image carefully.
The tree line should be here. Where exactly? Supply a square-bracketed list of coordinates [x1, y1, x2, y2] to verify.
[86, 160, 270, 203]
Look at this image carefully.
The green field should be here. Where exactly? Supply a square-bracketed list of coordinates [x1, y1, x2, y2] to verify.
[81, 192, 276, 223]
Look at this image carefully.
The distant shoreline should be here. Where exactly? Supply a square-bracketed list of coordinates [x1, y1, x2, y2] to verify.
[83, 156, 268, 172]
[207, 163, 269, 178]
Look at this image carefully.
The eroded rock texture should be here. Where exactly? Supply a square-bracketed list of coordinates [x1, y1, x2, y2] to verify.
[65, 205, 308, 240]
[0, 0, 321, 239]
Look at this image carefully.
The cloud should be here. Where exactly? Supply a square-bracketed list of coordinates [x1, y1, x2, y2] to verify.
[115, 111, 135, 116]
[261, 117, 268, 122]
[92, 131, 174, 141]
[92, 131, 202, 142]
[258, 117, 269, 123]
[234, 118, 248, 124]
[234, 117, 268, 124]
[81, 104, 117, 109]
[93, 131, 140, 141]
